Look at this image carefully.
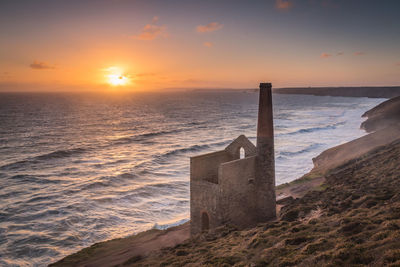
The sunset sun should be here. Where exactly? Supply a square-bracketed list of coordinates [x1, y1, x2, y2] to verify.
[105, 67, 131, 86]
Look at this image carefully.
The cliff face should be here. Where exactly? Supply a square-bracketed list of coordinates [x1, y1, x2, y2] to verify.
[311, 125, 400, 174]
[361, 96, 400, 132]
[126, 140, 400, 266]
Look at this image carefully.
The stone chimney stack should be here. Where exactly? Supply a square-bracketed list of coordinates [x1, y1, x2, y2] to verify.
[255, 82, 276, 220]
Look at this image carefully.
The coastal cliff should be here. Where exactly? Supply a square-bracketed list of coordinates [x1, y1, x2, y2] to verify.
[311, 96, 400, 174]
[361, 96, 400, 132]
[51, 97, 400, 266]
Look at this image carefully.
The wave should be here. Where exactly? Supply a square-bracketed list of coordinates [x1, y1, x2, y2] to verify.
[120, 181, 188, 201]
[279, 143, 322, 157]
[109, 120, 214, 146]
[78, 172, 137, 191]
[285, 121, 346, 135]
[34, 148, 86, 161]
[152, 218, 189, 230]
[26, 195, 57, 203]
[163, 144, 210, 157]
[0, 160, 32, 171]
[0, 148, 86, 171]
[158, 140, 231, 159]
[8, 174, 65, 185]
[111, 129, 185, 145]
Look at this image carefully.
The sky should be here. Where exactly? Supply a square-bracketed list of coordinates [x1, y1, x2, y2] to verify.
[1, 0, 400, 92]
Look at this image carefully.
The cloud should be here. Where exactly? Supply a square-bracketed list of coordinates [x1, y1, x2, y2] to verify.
[354, 51, 366, 56]
[320, 52, 345, 58]
[275, 0, 294, 10]
[396, 62, 400, 66]
[196, 22, 223, 33]
[29, 60, 55, 70]
[203, 42, 213, 48]
[132, 17, 168, 41]
[320, 53, 332, 58]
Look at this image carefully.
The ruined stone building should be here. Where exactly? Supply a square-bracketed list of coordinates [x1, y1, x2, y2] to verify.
[190, 83, 276, 236]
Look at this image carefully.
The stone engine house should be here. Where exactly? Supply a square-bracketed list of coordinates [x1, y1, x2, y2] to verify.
[190, 83, 276, 236]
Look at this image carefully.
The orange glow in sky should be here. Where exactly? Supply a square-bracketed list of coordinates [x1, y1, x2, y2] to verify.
[0, 0, 399, 92]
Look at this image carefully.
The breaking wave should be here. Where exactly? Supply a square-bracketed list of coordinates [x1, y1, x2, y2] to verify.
[285, 121, 346, 135]
[279, 143, 322, 157]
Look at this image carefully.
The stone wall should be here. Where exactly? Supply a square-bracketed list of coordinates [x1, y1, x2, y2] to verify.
[190, 180, 220, 235]
[218, 155, 257, 228]
[190, 150, 234, 184]
[225, 135, 257, 158]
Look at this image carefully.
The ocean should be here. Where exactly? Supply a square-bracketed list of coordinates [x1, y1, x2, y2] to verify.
[0, 91, 384, 266]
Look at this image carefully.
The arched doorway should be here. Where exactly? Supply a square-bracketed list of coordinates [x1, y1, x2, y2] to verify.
[201, 212, 209, 231]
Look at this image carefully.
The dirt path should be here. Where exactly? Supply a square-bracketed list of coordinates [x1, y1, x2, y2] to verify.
[50, 223, 190, 267]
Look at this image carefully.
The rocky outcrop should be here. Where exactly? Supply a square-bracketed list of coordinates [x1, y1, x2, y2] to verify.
[361, 96, 400, 132]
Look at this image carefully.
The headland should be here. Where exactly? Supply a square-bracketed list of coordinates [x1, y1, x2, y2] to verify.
[274, 86, 400, 98]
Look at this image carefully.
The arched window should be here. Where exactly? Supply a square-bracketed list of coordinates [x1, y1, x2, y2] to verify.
[201, 212, 209, 231]
[240, 147, 245, 159]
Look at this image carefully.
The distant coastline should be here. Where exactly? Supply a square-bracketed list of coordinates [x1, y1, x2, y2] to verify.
[273, 86, 400, 98]
[186, 86, 400, 99]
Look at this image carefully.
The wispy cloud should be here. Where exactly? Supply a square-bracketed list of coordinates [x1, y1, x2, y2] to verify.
[132, 16, 168, 41]
[320, 53, 332, 58]
[203, 42, 213, 48]
[29, 60, 56, 70]
[337, 52, 344, 56]
[275, 0, 294, 10]
[196, 22, 223, 33]
[354, 51, 366, 56]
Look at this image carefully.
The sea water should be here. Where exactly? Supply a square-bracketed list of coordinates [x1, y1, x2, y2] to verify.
[0, 91, 384, 266]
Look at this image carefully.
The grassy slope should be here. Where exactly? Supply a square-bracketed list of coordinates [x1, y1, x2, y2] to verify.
[134, 140, 400, 267]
